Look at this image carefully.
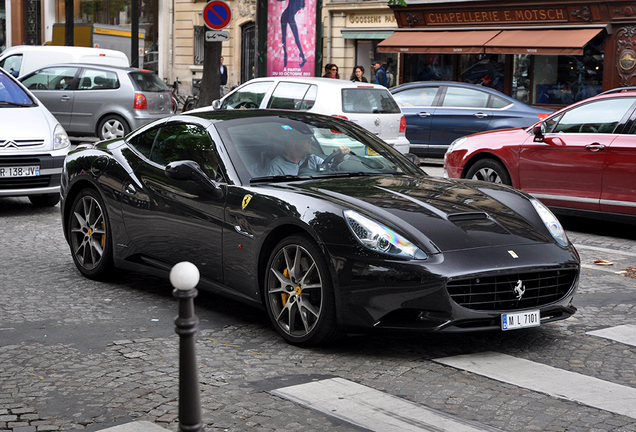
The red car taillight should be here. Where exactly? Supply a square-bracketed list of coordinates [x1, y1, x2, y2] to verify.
[332, 114, 348, 120]
[134, 93, 147, 109]
[399, 115, 407, 134]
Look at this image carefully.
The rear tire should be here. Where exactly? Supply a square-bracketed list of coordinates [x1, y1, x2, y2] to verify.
[28, 194, 60, 207]
[264, 235, 343, 346]
[466, 159, 512, 186]
[68, 188, 114, 279]
[97, 115, 130, 140]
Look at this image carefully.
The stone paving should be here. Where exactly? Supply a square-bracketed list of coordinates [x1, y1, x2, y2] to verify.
[1, 196, 636, 432]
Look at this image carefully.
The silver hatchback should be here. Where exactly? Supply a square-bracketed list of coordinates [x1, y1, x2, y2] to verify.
[20, 64, 172, 140]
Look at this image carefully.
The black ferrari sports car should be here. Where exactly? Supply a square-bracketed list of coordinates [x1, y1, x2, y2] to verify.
[61, 109, 580, 346]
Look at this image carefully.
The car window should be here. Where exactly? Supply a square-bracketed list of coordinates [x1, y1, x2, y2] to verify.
[129, 71, 169, 92]
[214, 115, 421, 182]
[342, 89, 400, 114]
[149, 123, 222, 179]
[128, 126, 160, 158]
[392, 87, 438, 107]
[222, 81, 273, 109]
[78, 69, 119, 90]
[0, 72, 35, 106]
[267, 82, 317, 110]
[490, 95, 512, 109]
[21, 67, 79, 91]
[0, 54, 23, 77]
[441, 87, 489, 108]
[553, 98, 636, 134]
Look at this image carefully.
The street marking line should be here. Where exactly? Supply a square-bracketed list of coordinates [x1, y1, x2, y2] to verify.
[588, 324, 636, 347]
[434, 352, 636, 420]
[574, 244, 636, 258]
[271, 377, 502, 432]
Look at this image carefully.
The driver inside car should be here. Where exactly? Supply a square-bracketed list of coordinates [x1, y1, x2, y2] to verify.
[266, 137, 350, 176]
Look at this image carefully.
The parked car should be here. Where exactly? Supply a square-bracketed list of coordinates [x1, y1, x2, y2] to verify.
[0, 45, 129, 78]
[19, 64, 172, 140]
[0, 67, 71, 206]
[390, 81, 551, 157]
[61, 108, 579, 346]
[209, 77, 411, 156]
[444, 89, 636, 223]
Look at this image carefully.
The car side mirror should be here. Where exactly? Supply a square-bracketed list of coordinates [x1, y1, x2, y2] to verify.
[532, 124, 544, 142]
[165, 160, 224, 198]
[212, 99, 221, 110]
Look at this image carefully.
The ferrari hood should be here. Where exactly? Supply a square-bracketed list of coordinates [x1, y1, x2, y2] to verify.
[298, 175, 552, 253]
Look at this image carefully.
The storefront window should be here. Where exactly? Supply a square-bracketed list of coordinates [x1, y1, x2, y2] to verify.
[403, 54, 453, 83]
[459, 54, 505, 93]
[532, 52, 604, 105]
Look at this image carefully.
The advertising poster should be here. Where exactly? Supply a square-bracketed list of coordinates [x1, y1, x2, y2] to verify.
[266, 0, 316, 77]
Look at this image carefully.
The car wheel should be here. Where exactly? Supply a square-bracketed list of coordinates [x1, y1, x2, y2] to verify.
[466, 159, 512, 186]
[264, 235, 343, 346]
[97, 115, 130, 140]
[68, 188, 114, 279]
[28, 194, 60, 207]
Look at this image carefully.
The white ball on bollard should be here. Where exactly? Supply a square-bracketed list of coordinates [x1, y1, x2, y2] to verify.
[170, 261, 200, 291]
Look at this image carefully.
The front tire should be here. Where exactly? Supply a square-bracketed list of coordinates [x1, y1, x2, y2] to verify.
[264, 235, 342, 346]
[466, 158, 512, 185]
[97, 115, 130, 140]
[68, 188, 114, 279]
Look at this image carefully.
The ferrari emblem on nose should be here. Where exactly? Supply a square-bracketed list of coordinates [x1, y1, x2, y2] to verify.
[242, 194, 252, 210]
[513, 280, 525, 300]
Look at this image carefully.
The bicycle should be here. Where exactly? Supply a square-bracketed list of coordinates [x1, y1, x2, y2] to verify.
[182, 94, 199, 112]
[168, 78, 188, 113]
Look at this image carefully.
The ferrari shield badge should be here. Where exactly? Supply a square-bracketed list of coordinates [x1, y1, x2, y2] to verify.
[242, 194, 252, 210]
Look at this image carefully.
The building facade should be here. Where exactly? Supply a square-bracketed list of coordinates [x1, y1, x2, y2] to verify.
[380, 0, 636, 106]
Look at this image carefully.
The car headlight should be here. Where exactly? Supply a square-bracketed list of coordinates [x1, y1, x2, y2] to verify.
[344, 210, 427, 259]
[446, 136, 467, 154]
[54, 124, 71, 150]
[531, 199, 568, 247]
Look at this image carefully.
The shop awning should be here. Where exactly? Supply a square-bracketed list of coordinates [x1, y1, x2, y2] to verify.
[341, 30, 395, 40]
[484, 28, 604, 55]
[377, 28, 604, 55]
[377, 30, 500, 53]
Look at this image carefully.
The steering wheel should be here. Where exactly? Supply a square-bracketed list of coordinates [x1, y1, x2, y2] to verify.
[37, 83, 47, 90]
[235, 101, 259, 109]
[317, 150, 343, 172]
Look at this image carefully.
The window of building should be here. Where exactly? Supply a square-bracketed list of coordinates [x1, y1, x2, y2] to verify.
[194, 26, 205, 65]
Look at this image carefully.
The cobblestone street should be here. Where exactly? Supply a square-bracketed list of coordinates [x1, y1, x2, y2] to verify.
[2, 195, 636, 432]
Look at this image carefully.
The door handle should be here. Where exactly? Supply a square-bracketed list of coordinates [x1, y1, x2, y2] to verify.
[417, 112, 431, 117]
[60, 95, 71, 102]
[585, 143, 605, 152]
[474, 113, 488, 118]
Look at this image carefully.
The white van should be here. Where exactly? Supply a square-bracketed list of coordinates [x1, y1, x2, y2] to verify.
[0, 46, 130, 78]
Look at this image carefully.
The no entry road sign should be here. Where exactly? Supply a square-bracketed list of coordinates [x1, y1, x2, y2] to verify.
[203, 0, 232, 31]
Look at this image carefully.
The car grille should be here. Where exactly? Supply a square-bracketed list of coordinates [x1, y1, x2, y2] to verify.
[0, 139, 46, 149]
[0, 156, 56, 190]
[447, 269, 577, 311]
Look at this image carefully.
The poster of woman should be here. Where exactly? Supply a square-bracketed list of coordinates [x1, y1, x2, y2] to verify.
[266, 0, 316, 77]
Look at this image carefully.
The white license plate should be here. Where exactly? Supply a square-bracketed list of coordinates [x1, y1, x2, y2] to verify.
[0, 166, 40, 178]
[501, 310, 540, 330]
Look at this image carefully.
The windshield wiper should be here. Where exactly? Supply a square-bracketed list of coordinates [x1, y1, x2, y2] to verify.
[250, 174, 312, 184]
[0, 101, 35, 107]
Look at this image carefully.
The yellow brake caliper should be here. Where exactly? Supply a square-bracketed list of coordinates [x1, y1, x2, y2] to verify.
[281, 268, 290, 305]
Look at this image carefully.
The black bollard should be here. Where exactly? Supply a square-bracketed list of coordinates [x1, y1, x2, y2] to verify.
[171, 262, 203, 432]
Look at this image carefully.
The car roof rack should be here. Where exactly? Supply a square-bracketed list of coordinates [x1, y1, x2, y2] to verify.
[600, 86, 636, 95]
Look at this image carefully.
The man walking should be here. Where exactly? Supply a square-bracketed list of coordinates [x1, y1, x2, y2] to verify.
[372, 61, 387, 87]
[220, 56, 228, 96]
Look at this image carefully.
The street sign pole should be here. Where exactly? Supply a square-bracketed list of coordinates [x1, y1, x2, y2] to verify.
[200, 0, 232, 106]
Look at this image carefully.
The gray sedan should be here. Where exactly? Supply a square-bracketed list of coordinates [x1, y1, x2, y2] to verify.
[20, 64, 172, 140]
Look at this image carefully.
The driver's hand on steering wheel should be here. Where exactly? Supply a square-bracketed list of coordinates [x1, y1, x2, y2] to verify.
[333, 146, 350, 162]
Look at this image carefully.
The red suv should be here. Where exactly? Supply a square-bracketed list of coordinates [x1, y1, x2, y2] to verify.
[444, 88, 636, 223]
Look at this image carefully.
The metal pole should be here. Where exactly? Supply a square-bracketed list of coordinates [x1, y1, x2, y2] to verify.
[171, 262, 203, 432]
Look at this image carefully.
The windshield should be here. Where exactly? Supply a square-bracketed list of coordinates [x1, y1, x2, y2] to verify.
[0, 71, 35, 107]
[213, 113, 423, 184]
